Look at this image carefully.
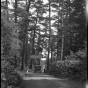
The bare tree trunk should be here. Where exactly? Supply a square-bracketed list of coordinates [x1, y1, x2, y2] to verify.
[21, 0, 31, 70]
[31, 14, 38, 68]
[61, 0, 64, 61]
[61, 34, 64, 60]
[47, 0, 51, 70]
[25, 0, 31, 69]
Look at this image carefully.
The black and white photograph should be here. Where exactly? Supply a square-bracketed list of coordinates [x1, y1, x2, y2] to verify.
[1, 0, 87, 88]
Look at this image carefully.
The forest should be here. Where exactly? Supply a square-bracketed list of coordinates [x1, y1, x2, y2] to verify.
[1, 0, 87, 88]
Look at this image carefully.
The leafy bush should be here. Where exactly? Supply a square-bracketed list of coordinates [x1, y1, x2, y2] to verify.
[49, 62, 61, 76]
[3, 65, 23, 87]
[68, 63, 87, 82]
[49, 62, 67, 78]
[6, 72, 22, 86]
[49, 56, 87, 83]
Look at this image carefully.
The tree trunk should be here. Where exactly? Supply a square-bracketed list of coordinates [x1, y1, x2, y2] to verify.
[61, 34, 64, 60]
[21, 33, 26, 70]
[57, 13, 59, 60]
[27, 44, 30, 68]
[15, 0, 17, 23]
[25, 27, 28, 68]
[25, 0, 31, 69]
[32, 28, 36, 54]
[51, 38, 53, 62]
[21, 0, 31, 70]
[47, 0, 51, 70]
[61, 0, 64, 61]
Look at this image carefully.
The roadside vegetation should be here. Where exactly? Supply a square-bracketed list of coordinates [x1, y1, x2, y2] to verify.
[49, 45, 87, 83]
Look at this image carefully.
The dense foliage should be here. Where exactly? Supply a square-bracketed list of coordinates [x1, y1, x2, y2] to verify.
[1, 0, 87, 86]
[48, 0, 87, 83]
[1, 7, 23, 88]
[49, 44, 87, 83]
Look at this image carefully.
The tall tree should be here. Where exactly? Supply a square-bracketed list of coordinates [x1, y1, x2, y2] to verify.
[47, 0, 51, 70]
[23, 0, 31, 69]
[69, 0, 86, 52]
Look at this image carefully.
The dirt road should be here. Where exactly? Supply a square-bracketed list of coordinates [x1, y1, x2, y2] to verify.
[23, 72, 85, 88]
